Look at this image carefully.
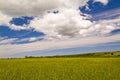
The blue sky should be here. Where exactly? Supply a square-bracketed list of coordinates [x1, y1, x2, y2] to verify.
[0, 0, 120, 58]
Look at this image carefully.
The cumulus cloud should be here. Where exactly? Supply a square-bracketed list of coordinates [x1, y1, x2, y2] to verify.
[29, 8, 93, 39]
[0, 0, 88, 17]
[0, 11, 31, 30]
[0, 0, 115, 38]
[0, 0, 89, 31]
[0, 12, 12, 25]
[0, 14, 31, 30]
[29, 8, 119, 39]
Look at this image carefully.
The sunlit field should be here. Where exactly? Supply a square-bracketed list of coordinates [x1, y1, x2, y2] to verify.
[0, 57, 120, 80]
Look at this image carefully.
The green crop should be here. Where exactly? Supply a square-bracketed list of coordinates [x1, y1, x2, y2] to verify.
[0, 58, 120, 80]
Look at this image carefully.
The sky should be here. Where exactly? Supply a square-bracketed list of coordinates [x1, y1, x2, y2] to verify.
[0, 0, 120, 58]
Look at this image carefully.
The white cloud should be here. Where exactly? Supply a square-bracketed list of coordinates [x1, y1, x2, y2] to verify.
[29, 8, 93, 39]
[29, 8, 120, 39]
[93, 0, 109, 5]
[0, 12, 12, 25]
[0, 38, 17, 45]
[0, 12, 30, 30]
[0, 0, 116, 37]
[0, 12, 32, 30]
[29, 37, 37, 42]
[0, 0, 89, 30]
[9, 24, 31, 30]
[0, 36, 43, 45]
[0, 0, 120, 58]
[0, 34, 120, 57]
[0, 0, 88, 17]
[92, 8, 120, 20]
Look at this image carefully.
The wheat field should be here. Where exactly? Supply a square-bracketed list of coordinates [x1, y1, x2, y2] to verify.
[0, 58, 120, 80]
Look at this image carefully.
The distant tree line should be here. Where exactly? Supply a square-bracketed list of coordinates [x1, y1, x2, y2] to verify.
[24, 51, 120, 58]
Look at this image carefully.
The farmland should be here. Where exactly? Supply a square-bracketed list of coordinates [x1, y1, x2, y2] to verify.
[0, 51, 120, 80]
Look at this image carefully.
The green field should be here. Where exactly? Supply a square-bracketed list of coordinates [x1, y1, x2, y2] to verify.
[0, 51, 120, 80]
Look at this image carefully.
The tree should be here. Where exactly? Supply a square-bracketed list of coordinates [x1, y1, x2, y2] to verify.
[111, 53, 114, 55]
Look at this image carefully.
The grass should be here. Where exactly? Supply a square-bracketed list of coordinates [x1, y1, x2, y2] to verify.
[0, 51, 120, 80]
